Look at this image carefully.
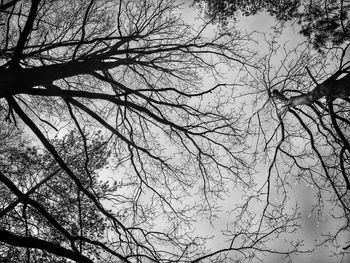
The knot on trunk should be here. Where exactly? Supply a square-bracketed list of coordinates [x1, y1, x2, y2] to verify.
[272, 89, 288, 102]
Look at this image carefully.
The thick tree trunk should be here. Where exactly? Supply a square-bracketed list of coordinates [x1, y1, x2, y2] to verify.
[0, 58, 133, 98]
[273, 72, 350, 106]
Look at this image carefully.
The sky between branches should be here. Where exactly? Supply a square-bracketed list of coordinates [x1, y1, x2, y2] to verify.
[173, 2, 350, 262]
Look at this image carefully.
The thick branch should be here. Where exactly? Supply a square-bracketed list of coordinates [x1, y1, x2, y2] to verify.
[10, 0, 40, 67]
[0, 58, 134, 98]
[0, 229, 94, 263]
[0, 168, 60, 219]
[273, 72, 350, 106]
[0, 170, 76, 247]
[0, 0, 21, 12]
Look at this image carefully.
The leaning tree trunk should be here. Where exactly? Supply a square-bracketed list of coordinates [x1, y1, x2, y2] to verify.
[272, 69, 350, 106]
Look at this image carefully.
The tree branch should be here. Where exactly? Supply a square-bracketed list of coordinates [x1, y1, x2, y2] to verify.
[0, 229, 94, 263]
[9, 0, 40, 67]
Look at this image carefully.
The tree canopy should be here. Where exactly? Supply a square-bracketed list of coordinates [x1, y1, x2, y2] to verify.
[0, 0, 255, 262]
[1, 0, 350, 262]
[193, 0, 350, 50]
[0, 127, 109, 262]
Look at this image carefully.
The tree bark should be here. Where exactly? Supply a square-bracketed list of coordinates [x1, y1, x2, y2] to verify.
[273, 72, 350, 106]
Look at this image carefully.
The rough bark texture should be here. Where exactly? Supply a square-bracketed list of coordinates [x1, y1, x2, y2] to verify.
[273, 71, 350, 106]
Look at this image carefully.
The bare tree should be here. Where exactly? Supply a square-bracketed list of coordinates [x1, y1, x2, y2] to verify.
[3, 0, 347, 262]
[0, 0, 274, 262]
[234, 26, 350, 261]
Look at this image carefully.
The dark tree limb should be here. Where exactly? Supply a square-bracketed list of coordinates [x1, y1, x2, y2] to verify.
[273, 71, 350, 107]
[9, 0, 40, 67]
[0, 229, 94, 263]
[6, 95, 138, 250]
[0, 170, 77, 250]
[0, 0, 21, 12]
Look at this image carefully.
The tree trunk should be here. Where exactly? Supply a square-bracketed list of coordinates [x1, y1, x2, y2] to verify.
[273, 72, 350, 106]
[0, 58, 132, 98]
